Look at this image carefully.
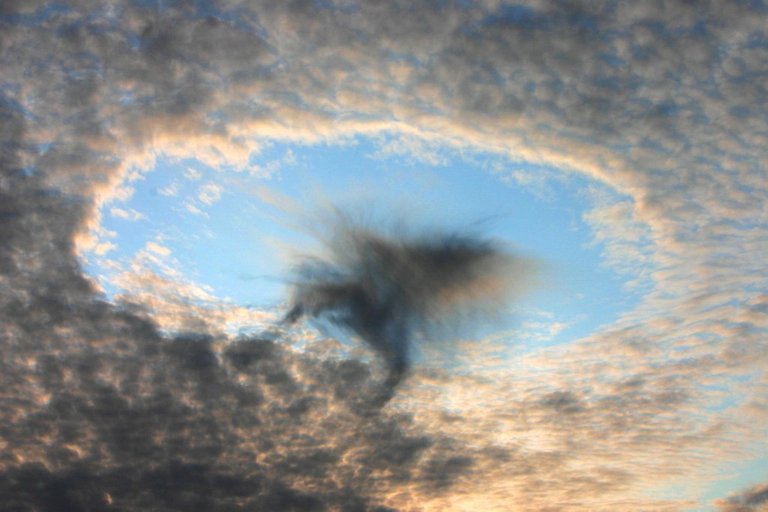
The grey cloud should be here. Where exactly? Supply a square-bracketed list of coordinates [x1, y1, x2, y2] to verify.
[540, 390, 584, 414]
[717, 482, 768, 512]
[284, 218, 529, 398]
[0, 293, 468, 510]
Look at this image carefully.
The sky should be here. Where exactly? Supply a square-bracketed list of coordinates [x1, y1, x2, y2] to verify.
[0, 1, 766, 511]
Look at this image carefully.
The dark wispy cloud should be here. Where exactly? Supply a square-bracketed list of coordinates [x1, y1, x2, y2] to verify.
[1, 0, 766, 509]
[284, 215, 532, 399]
[716, 482, 768, 512]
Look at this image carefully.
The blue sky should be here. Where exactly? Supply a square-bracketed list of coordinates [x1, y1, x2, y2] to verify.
[90, 137, 641, 348]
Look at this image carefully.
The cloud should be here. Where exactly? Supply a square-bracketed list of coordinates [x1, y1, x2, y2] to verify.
[716, 482, 768, 512]
[109, 206, 145, 221]
[145, 241, 171, 257]
[0, 0, 766, 509]
[283, 213, 535, 399]
[197, 182, 223, 206]
[0, 306, 462, 510]
[184, 167, 203, 181]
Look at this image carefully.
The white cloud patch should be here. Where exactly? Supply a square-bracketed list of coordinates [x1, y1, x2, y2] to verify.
[518, 319, 571, 342]
[197, 182, 222, 206]
[247, 160, 281, 179]
[370, 133, 452, 167]
[582, 193, 655, 288]
[109, 207, 144, 221]
[159, 181, 179, 197]
[184, 167, 203, 181]
[183, 199, 207, 217]
[145, 241, 171, 257]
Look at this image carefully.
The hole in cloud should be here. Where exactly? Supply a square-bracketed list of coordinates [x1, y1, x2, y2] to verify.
[79, 135, 649, 355]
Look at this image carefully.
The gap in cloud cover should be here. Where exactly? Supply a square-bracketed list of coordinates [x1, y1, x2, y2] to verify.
[80, 135, 648, 349]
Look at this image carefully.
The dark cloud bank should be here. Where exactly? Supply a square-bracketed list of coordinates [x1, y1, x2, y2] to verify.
[2, 1, 767, 510]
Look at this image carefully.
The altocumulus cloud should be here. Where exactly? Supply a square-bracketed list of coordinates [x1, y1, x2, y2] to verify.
[1, 1, 767, 510]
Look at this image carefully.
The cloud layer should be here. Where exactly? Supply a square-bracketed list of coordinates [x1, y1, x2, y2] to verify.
[1, 1, 766, 509]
